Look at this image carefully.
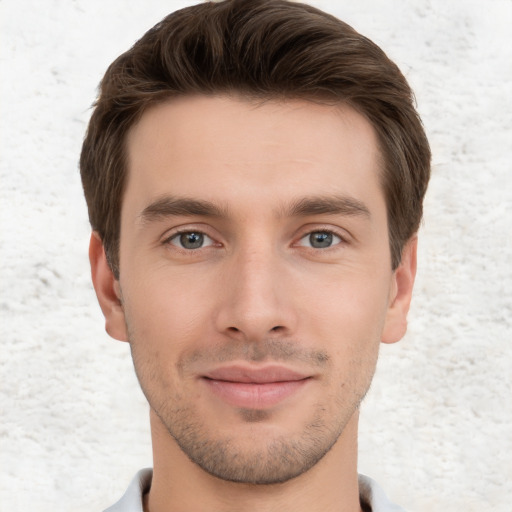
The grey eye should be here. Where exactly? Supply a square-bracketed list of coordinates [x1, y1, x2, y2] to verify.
[180, 232, 203, 249]
[310, 232, 333, 248]
[299, 231, 341, 249]
[170, 232, 214, 250]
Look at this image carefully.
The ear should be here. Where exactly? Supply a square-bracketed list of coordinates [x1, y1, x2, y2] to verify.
[381, 236, 418, 344]
[89, 232, 128, 342]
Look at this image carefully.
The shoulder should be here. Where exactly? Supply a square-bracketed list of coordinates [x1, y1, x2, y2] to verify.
[103, 468, 152, 512]
[358, 474, 408, 512]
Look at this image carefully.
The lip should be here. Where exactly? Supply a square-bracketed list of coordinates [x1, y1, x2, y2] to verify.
[204, 365, 309, 383]
[201, 365, 311, 409]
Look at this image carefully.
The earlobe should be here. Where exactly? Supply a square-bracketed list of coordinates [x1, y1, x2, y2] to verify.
[381, 237, 418, 344]
[89, 232, 128, 342]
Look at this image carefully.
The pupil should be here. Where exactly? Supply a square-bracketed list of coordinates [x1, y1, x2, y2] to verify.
[310, 232, 332, 248]
[180, 232, 203, 249]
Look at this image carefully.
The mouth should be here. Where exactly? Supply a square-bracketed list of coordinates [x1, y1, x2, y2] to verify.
[201, 365, 312, 409]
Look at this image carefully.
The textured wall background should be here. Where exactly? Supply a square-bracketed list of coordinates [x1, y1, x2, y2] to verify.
[1, 1, 511, 510]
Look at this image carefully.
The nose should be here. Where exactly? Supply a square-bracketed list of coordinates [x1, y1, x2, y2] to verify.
[214, 246, 298, 342]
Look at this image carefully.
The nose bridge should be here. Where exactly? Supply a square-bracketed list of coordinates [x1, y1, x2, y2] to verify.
[216, 240, 295, 339]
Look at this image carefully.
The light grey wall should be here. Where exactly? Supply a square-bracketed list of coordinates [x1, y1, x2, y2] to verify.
[1, 1, 511, 510]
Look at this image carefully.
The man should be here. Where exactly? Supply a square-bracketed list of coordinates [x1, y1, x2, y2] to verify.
[80, 0, 430, 510]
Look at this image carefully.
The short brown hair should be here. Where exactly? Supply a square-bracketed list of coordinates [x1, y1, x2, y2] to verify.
[80, 0, 431, 278]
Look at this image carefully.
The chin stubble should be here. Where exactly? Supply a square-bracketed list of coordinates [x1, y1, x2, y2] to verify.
[126, 320, 375, 485]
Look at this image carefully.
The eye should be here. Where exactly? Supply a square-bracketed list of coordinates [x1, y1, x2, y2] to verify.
[298, 231, 343, 249]
[168, 231, 215, 250]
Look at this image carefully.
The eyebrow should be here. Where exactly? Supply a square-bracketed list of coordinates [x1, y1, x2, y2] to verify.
[138, 193, 371, 224]
[285, 195, 371, 219]
[139, 196, 228, 224]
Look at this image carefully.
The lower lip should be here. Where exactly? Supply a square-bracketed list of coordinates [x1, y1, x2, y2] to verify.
[202, 378, 309, 409]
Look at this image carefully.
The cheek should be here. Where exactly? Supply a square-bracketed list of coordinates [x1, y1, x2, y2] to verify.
[122, 269, 215, 338]
[299, 272, 389, 390]
[302, 269, 391, 335]
[121, 293, 201, 402]
[122, 280, 201, 403]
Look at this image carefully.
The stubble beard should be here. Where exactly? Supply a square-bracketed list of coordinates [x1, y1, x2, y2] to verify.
[128, 329, 376, 485]
[151, 396, 348, 485]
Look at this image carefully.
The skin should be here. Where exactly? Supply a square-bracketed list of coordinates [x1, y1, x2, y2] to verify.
[90, 96, 417, 512]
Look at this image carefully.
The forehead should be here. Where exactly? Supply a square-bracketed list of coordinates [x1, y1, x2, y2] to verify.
[123, 95, 383, 216]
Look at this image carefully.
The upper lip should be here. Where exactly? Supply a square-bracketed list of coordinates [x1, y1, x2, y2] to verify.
[203, 365, 310, 384]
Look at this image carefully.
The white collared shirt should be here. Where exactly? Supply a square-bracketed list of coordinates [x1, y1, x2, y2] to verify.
[104, 468, 407, 512]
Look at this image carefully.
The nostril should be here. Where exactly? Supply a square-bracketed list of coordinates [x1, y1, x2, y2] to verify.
[270, 325, 284, 332]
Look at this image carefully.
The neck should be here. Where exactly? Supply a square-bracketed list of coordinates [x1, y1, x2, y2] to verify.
[145, 410, 363, 512]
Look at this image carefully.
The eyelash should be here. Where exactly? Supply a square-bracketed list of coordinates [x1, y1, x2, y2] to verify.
[296, 229, 346, 250]
[162, 226, 349, 253]
[162, 229, 217, 251]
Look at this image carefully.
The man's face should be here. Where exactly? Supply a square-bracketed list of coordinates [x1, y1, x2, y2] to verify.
[93, 96, 415, 484]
